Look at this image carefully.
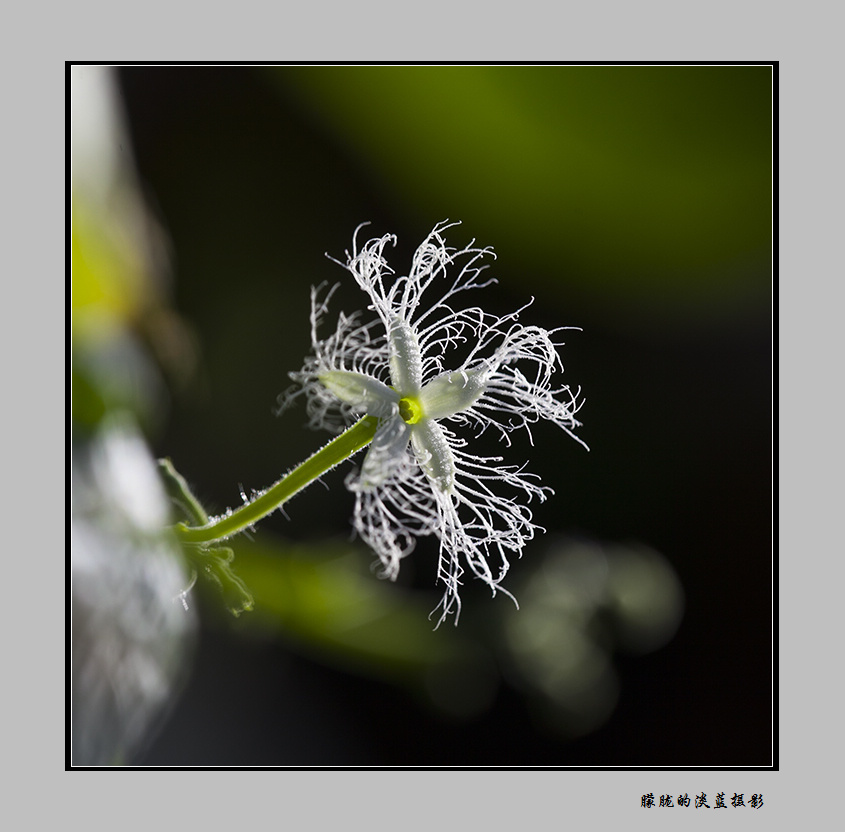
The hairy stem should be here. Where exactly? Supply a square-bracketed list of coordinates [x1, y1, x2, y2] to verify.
[174, 415, 379, 545]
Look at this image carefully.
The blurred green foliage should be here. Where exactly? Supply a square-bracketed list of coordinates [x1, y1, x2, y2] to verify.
[226, 536, 490, 697]
[269, 65, 771, 321]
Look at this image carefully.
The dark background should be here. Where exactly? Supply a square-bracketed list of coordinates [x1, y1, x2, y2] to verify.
[98, 65, 771, 766]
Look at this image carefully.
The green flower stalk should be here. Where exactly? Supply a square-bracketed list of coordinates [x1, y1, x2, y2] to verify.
[172, 415, 379, 544]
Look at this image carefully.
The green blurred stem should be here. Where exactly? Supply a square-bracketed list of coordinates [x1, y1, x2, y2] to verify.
[174, 415, 379, 545]
[159, 457, 210, 526]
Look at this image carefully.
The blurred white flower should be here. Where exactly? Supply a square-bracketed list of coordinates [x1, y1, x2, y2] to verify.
[72, 416, 196, 764]
[282, 222, 587, 624]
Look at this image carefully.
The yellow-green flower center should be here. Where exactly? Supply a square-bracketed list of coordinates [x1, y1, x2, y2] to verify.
[398, 396, 424, 425]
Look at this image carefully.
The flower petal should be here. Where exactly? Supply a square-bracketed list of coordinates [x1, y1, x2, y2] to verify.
[387, 318, 424, 395]
[357, 415, 412, 490]
[410, 419, 456, 494]
[318, 370, 398, 418]
[418, 368, 488, 421]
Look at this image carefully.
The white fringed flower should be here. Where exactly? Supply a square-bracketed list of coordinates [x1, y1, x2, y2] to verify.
[282, 221, 587, 625]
